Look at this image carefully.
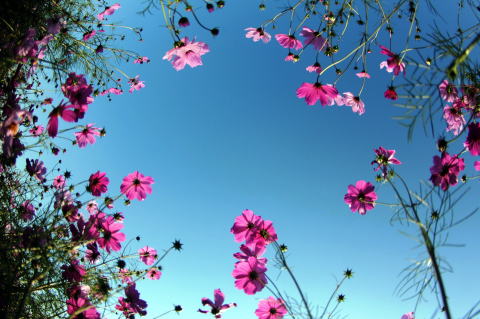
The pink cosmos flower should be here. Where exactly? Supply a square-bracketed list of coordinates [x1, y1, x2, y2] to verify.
[97, 216, 125, 252]
[371, 147, 401, 177]
[475, 161, 480, 171]
[86, 200, 98, 214]
[47, 102, 78, 138]
[430, 152, 465, 191]
[379, 45, 405, 75]
[384, 87, 398, 100]
[443, 105, 465, 136]
[299, 27, 328, 51]
[198, 289, 237, 318]
[82, 30, 96, 41]
[356, 71, 371, 78]
[61, 259, 86, 282]
[465, 122, 480, 156]
[344, 180, 377, 215]
[97, 3, 121, 20]
[234, 243, 267, 265]
[401, 312, 414, 319]
[247, 219, 277, 247]
[29, 125, 44, 136]
[26, 158, 46, 183]
[342, 92, 365, 115]
[75, 124, 101, 148]
[99, 87, 123, 96]
[88, 171, 109, 196]
[232, 256, 267, 295]
[255, 297, 288, 319]
[163, 37, 210, 71]
[439, 80, 458, 102]
[275, 34, 303, 50]
[133, 56, 150, 64]
[296, 82, 338, 106]
[147, 267, 162, 280]
[120, 171, 154, 201]
[245, 27, 271, 43]
[306, 62, 322, 74]
[61, 73, 94, 109]
[231, 209, 262, 243]
[119, 268, 133, 284]
[284, 53, 297, 62]
[53, 175, 66, 189]
[66, 297, 100, 319]
[128, 76, 145, 93]
[139, 246, 157, 265]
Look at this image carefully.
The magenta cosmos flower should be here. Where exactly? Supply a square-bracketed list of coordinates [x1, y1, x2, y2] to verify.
[47, 102, 78, 137]
[344, 180, 377, 215]
[247, 219, 278, 247]
[342, 92, 365, 115]
[299, 27, 328, 51]
[163, 37, 210, 71]
[120, 171, 154, 201]
[75, 124, 101, 148]
[255, 297, 288, 319]
[88, 171, 109, 196]
[379, 45, 405, 75]
[438, 80, 458, 102]
[296, 82, 338, 106]
[356, 71, 371, 78]
[475, 161, 480, 171]
[198, 289, 237, 318]
[232, 256, 267, 295]
[138, 246, 157, 265]
[384, 87, 398, 100]
[371, 146, 401, 177]
[97, 216, 126, 252]
[66, 297, 100, 319]
[465, 122, 480, 156]
[61, 259, 86, 282]
[233, 243, 267, 265]
[430, 152, 465, 191]
[128, 76, 145, 93]
[245, 27, 271, 43]
[275, 34, 303, 50]
[401, 312, 414, 319]
[231, 209, 262, 243]
[306, 62, 322, 74]
[133, 56, 150, 64]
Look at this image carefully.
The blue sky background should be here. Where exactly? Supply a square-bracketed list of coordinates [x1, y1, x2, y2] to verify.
[39, 1, 480, 318]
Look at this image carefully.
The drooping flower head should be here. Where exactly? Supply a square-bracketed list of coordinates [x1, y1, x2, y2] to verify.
[245, 28, 271, 43]
[296, 82, 338, 106]
[88, 171, 109, 196]
[120, 171, 154, 201]
[342, 92, 365, 115]
[198, 289, 237, 318]
[356, 71, 371, 78]
[430, 152, 465, 191]
[255, 297, 288, 319]
[97, 3, 121, 20]
[306, 62, 322, 74]
[232, 256, 267, 295]
[275, 34, 303, 50]
[371, 147, 401, 177]
[163, 37, 210, 71]
[379, 45, 405, 75]
[299, 27, 328, 51]
[344, 180, 377, 215]
[465, 122, 480, 156]
[384, 86, 398, 100]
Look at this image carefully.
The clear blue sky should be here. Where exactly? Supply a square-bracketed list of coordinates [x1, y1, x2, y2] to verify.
[47, 1, 480, 318]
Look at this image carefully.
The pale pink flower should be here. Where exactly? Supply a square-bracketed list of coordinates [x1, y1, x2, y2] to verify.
[53, 175, 66, 189]
[120, 171, 154, 201]
[439, 80, 458, 102]
[255, 297, 287, 319]
[356, 71, 371, 78]
[245, 28, 271, 43]
[86, 200, 98, 214]
[99, 87, 123, 96]
[284, 53, 297, 62]
[147, 267, 162, 280]
[163, 37, 209, 71]
[443, 105, 465, 136]
[299, 27, 328, 51]
[342, 92, 365, 115]
[128, 76, 145, 93]
[139, 246, 157, 265]
[474, 161, 480, 171]
[275, 34, 302, 50]
[97, 3, 121, 20]
[401, 312, 414, 319]
[75, 124, 101, 148]
[296, 82, 338, 106]
[306, 62, 322, 74]
[133, 56, 150, 64]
